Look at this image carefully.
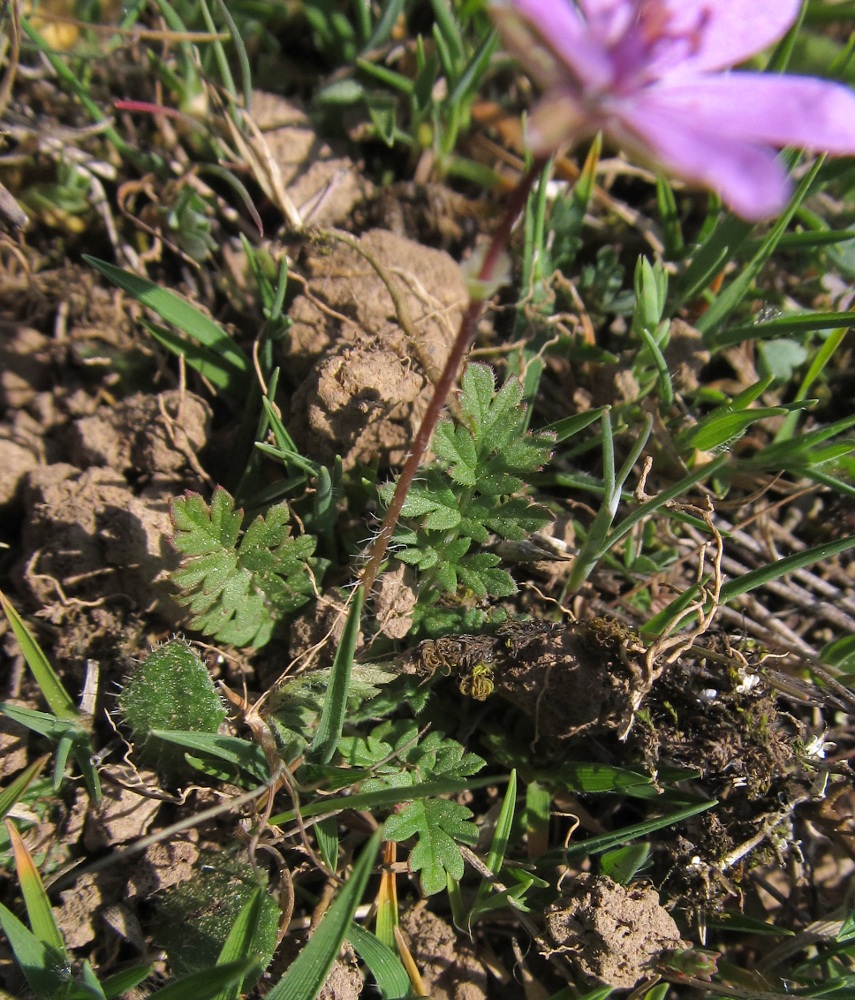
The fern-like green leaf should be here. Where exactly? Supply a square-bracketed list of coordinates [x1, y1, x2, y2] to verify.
[170, 488, 318, 647]
[382, 363, 554, 626]
[340, 722, 484, 896]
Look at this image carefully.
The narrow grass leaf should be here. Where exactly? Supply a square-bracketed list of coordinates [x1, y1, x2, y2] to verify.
[641, 581, 704, 640]
[719, 535, 855, 603]
[697, 157, 826, 339]
[603, 455, 729, 553]
[471, 770, 517, 919]
[775, 326, 849, 443]
[347, 922, 411, 1000]
[79, 959, 109, 1000]
[266, 830, 382, 1000]
[83, 256, 251, 386]
[315, 816, 340, 872]
[0, 754, 49, 822]
[308, 586, 364, 764]
[0, 703, 83, 741]
[362, 0, 407, 53]
[713, 311, 855, 349]
[6, 819, 68, 958]
[99, 964, 153, 1000]
[0, 590, 77, 720]
[545, 408, 606, 443]
[147, 960, 258, 1000]
[151, 731, 269, 784]
[270, 774, 501, 826]
[0, 900, 70, 999]
[537, 800, 716, 865]
[599, 843, 651, 884]
[213, 888, 265, 1000]
[144, 321, 240, 392]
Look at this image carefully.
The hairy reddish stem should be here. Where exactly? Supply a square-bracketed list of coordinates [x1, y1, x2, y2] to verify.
[360, 159, 547, 597]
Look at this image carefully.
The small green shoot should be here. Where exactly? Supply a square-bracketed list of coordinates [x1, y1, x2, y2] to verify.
[83, 256, 252, 397]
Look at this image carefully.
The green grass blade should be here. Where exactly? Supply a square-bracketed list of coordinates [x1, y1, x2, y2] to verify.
[673, 213, 753, 308]
[362, 0, 407, 52]
[78, 959, 109, 1000]
[213, 889, 266, 1000]
[599, 843, 651, 885]
[471, 769, 517, 919]
[603, 454, 729, 553]
[775, 325, 849, 442]
[537, 800, 716, 865]
[5, 819, 68, 959]
[150, 731, 269, 784]
[713, 311, 855, 348]
[347, 922, 411, 999]
[719, 535, 855, 603]
[270, 774, 502, 827]
[308, 587, 364, 765]
[148, 961, 258, 1000]
[0, 900, 70, 999]
[266, 830, 382, 1000]
[0, 591, 77, 720]
[697, 156, 826, 340]
[20, 17, 133, 159]
[0, 703, 82, 741]
[99, 964, 153, 1000]
[83, 256, 251, 390]
[214, 0, 252, 110]
[315, 817, 340, 872]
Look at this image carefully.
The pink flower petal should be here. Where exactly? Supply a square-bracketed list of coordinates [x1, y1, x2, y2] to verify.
[645, 73, 855, 153]
[612, 95, 793, 219]
[654, 0, 802, 74]
[577, 0, 636, 46]
[490, 0, 614, 89]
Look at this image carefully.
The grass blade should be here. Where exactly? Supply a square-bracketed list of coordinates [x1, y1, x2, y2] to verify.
[308, 586, 364, 764]
[0, 590, 76, 720]
[265, 830, 382, 1000]
[0, 754, 50, 822]
[213, 888, 266, 1000]
[347, 922, 411, 999]
[83, 256, 251, 392]
[5, 819, 68, 959]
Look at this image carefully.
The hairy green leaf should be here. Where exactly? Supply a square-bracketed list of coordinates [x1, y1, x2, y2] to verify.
[170, 487, 319, 647]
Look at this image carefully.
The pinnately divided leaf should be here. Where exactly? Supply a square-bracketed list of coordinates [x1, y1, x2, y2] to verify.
[340, 722, 484, 895]
[170, 487, 318, 647]
[380, 363, 554, 628]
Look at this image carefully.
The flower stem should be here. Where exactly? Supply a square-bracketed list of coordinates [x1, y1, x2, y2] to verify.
[360, 158, 547, 597]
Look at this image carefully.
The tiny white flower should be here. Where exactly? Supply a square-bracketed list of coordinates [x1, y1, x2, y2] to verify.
[735, 669, 760, 695]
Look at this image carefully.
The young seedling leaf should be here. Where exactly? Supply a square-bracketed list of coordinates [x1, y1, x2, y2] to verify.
[0, 754, 50, 822]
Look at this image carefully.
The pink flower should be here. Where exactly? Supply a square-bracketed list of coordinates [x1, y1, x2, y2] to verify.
[489, 0, 855, 219]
